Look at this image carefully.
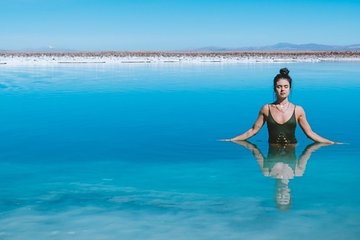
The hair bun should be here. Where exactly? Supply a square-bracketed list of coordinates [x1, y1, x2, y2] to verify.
[280, 68, 289, 76]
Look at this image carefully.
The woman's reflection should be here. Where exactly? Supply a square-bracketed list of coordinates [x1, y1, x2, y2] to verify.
[233, 141, 330, 210]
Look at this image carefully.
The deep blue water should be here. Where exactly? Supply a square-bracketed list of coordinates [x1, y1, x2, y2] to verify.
[0, 62, 359, 239]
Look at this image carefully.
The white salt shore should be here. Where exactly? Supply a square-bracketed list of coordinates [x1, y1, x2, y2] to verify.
[1, 53, 360, 66]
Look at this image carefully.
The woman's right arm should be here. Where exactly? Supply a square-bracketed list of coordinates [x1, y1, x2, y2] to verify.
[224, 105, 267, 142]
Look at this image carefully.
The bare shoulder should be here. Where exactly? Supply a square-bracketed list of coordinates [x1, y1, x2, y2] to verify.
[295, 105, 305, 113]
[295, 104, 306, 118]
[260, 104, 269, 115]
[260, 104, 269, 116]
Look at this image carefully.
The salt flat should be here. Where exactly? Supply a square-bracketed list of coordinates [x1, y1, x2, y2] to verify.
[1, 51, 360, 65]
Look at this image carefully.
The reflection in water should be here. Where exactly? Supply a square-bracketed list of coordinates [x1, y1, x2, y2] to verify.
[234, 141, 330, 210]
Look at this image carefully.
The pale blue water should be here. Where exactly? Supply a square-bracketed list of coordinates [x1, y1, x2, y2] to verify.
[0, 62, 359, 239]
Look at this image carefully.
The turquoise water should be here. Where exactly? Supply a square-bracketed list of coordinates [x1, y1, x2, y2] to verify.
[0, 62, 359, 239]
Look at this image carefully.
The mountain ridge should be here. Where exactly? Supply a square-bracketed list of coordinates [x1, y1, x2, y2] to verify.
[1, 43, 360, 52]
[195, 43, 360, 51]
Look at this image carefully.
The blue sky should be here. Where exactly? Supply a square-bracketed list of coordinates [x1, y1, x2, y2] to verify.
[0, 0, 359, 50]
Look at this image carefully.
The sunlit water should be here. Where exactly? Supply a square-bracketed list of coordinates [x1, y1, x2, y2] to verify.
[0, 62, 359, 239]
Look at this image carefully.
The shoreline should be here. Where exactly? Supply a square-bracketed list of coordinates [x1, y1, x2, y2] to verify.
[1, 51, 360, 65]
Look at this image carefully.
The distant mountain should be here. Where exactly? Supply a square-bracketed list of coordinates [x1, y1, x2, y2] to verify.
[196, 43, 360, 51]
[193, 46, 232, 52]
[2, 43, 360, 53]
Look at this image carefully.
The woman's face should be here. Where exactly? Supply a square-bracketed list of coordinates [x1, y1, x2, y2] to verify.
[275, 79, 291, 99]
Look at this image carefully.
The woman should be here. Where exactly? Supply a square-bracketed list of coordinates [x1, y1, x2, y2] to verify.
[224, 68, 334, 144]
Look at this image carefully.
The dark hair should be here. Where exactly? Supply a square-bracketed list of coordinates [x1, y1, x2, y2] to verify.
[273, 68, 292, 90]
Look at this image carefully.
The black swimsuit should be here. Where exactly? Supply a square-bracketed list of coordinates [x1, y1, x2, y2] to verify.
[267, 105, 297, 144]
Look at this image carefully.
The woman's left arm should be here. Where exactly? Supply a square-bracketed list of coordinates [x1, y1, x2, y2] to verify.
[297, 106, 335, 144]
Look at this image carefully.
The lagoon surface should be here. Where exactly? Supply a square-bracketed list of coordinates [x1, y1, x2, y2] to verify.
[0, 62, 359, 239]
